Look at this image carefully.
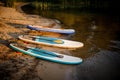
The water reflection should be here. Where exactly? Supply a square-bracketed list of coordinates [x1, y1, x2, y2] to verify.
[86, 21, 100, 54]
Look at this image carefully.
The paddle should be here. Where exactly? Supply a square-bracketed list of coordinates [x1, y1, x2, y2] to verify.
[26, 46, 64, 58]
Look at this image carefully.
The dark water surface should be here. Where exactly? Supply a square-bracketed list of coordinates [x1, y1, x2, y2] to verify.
[22, 6, 120, 80]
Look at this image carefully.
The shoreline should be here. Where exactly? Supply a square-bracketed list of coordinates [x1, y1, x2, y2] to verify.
[0, 3, 64, 80]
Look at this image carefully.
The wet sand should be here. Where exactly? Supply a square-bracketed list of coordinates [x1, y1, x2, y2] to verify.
[0, 2, 120, 80]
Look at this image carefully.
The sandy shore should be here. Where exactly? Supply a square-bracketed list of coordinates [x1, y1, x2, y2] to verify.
[0, 3, 65, 80]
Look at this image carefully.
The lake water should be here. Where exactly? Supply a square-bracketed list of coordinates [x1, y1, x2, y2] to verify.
[22, 5, 120, 80]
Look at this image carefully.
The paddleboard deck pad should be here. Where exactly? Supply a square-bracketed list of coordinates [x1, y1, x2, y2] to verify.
[18, 35, 84, 49]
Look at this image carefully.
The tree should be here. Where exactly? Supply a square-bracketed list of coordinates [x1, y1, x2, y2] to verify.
[4, 0, 16, 7]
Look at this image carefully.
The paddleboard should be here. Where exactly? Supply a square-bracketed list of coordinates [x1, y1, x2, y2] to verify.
[18, 35, 84, 49]
[10, 43, 83, 65]
[27, 25, 75, 34]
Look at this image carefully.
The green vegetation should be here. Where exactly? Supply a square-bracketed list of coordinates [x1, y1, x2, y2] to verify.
[1, 0, 119, 10]
[3, 0, 16, 7]
[28, 0, 114, 10]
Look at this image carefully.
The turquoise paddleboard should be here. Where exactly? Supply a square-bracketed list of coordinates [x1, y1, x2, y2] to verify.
[10, 43, 83, 65]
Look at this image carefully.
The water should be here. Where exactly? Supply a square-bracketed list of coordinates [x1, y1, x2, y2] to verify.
[22, 6, 120, 80]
